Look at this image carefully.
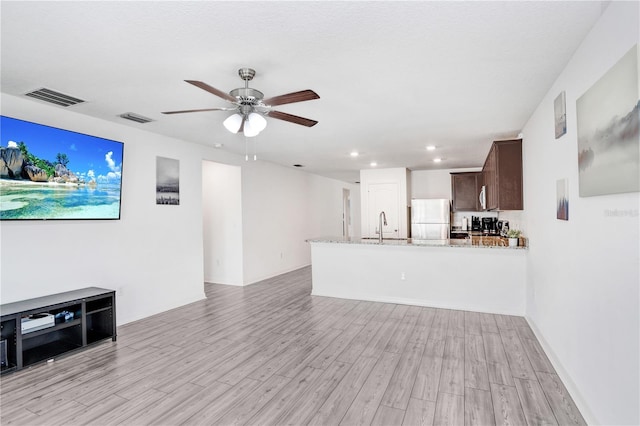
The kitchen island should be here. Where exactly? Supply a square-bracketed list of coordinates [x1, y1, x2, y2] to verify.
[308, 236, 526, 315]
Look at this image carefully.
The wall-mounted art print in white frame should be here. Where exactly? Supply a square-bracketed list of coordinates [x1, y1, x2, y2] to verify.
[576, 44, 639, 197]
[554, 91, 567, 139]
[557, 178, 569, 221]
[156, 156, 180, 205]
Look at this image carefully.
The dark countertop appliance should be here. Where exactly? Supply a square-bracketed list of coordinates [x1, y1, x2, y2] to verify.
[497, 220, 510, 237]
[482, 217, 499, 235]
[471, 216, 481, 231]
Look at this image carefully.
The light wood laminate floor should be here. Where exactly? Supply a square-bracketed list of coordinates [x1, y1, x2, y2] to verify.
[1, 266, 586, 425]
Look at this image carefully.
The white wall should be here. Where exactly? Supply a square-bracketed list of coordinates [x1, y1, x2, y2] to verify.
[202, 161, 243, 285]
[0, 94, 208, 325]
[520, 3, 639, 424]
[240, 161, 360, 285]
[308, 173, 361, 240]
[411, 167, 480, 200]
[1, 93, 360, 321]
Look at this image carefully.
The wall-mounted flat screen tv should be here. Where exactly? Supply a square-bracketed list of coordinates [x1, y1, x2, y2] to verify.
[0, 116, 124, 220]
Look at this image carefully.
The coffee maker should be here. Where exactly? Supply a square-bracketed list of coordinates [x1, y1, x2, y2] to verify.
[471, 216, 481, 231]
[497, 220, 510, 237]
[482, 217, 498, 235]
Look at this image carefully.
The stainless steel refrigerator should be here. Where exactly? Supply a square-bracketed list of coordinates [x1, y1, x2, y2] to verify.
[411, 199, 451, 240]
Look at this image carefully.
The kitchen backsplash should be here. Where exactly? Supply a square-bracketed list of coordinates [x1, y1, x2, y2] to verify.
[496, 210, 524, 234]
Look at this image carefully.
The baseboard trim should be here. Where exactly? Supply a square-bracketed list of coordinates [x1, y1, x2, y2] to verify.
[204, 279, 244, 286]
[244, 264, 311, 286]
[119, 292, 206, 326]
[310, 290, 524, 316]
[524, 316, 599, 425]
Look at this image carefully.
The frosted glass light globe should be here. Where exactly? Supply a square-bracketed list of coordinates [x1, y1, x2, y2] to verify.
[223, 114, 243, 133]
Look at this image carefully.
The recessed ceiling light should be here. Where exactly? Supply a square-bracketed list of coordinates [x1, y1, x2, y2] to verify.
[213, 143, 224, 148]
[370, 161, 377, 167]
[426, 145, 436, 151]
[433, 158, 442, 163]
[350, 151, 359, 157]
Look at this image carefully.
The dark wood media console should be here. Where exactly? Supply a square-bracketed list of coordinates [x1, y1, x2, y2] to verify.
[0, 287, 116, 374]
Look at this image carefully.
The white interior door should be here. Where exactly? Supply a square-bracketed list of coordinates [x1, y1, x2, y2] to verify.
[342, 188, 351, 238]
[367, 183, 399, 238]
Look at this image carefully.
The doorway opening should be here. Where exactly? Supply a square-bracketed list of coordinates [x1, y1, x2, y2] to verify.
[202, 160, 244, 286]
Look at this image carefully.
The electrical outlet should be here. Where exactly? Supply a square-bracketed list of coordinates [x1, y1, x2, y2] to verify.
[118, 286, 124, 297]
[400, 272, 406, 281]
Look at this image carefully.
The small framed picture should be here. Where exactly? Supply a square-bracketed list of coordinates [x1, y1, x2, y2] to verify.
[554, 91, 566, 139]
[156, 156, 180, 205]
[557, 178, 568, 221]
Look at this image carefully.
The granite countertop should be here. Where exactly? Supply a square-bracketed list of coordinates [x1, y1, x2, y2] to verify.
[308, 235, 528, 250]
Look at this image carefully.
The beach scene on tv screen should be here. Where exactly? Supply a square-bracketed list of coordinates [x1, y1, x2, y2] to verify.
[0, 116, 123, 220]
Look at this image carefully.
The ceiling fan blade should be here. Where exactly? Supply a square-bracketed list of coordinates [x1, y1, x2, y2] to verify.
[262, 90, 319, 107]
[161, 107, 232, 115]
[185, 80, 236, 103]
[268, 110, 318, 127]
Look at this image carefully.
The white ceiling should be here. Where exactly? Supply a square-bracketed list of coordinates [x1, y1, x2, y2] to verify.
[1, 1, 605, 183]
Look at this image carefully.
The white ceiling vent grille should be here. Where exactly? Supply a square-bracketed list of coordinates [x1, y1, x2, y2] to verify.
[119, 112, 154, 124]
[25, 88, 85, 107]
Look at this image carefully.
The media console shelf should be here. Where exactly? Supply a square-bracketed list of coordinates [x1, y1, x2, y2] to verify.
[1, 287, 116, 375]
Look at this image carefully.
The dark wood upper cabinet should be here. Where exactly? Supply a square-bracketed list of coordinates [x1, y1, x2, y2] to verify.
[482, 139, 523, 211]
[451, 172, 483, 212]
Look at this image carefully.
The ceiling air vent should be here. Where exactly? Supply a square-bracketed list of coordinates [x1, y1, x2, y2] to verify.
[119, 112, 154, 124]
[25, 88, 85, 107]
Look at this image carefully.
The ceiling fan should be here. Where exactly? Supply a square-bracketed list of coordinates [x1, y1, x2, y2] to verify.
[162, 68, 319, 136]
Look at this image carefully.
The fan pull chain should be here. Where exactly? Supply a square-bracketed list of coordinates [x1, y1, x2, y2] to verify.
[253, 138, 257, 161]
[243, 135, 258, 161]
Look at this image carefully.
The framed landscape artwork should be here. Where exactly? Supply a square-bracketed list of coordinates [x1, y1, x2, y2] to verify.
[576, 44, 639, 197]
[554, 91, 566, 139]
[156, 156, 179, 205]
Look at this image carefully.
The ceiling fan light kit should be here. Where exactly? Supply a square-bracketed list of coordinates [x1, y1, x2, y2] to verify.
[162, 67, 319, 138]
[247, 112, 267, 133]
[243, 123, 259, 137]
[223, 113, 243, 134]
[243, 112, 267, 137]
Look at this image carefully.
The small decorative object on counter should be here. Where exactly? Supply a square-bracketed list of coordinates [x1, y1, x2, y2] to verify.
[507, 229, 522, 247]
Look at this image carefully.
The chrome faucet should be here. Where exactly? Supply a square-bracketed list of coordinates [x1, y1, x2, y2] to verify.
[378, 211, 387, 243]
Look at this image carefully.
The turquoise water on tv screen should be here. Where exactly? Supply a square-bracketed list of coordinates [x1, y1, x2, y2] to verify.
[0, 182, 121, 219]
